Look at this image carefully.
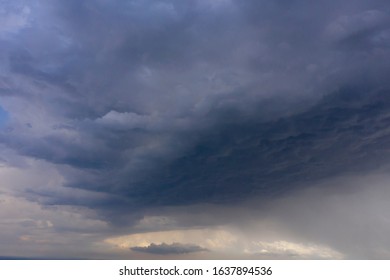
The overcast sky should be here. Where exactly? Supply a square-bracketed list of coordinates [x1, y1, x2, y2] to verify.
[1, 0, 390, 259]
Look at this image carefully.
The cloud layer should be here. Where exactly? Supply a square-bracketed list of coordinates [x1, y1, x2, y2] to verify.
[1, 0, 390, 259]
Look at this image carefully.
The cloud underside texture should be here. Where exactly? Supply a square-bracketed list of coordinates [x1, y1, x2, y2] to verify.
[1, 0, 390, 258]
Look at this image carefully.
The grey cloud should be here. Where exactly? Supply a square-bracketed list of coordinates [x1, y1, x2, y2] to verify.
[325, 10, 388, 40]
[1, 0, 390, 259]
[136, 172, 390, 259]
[130, 242, 208, 255]
[120, 88, 390, 207]
[259, 174, 390, 259]
[0, 0, 388, 193]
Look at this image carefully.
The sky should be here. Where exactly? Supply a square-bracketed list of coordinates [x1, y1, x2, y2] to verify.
[1, 0, 390, 259]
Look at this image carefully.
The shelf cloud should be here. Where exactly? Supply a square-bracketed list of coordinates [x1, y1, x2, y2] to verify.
[1, 0, 390, 259]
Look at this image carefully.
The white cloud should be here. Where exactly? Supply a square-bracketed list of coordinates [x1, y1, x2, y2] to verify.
[248, 240, 343, 259]
[96, 111, 156, 130]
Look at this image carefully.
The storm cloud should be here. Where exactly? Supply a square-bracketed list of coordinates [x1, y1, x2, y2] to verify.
[1, 0, 390, 259]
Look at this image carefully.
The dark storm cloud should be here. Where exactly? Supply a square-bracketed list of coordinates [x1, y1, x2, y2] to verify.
[128, 88, 390, 206]
[1, 0, 390, 225]
[130, 242, 207, 255]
